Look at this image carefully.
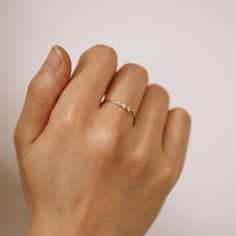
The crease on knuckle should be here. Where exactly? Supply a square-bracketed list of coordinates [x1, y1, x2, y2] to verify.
[27, 76, 52, 104]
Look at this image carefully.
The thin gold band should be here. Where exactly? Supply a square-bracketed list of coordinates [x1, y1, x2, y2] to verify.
[103, 99, 136, 123]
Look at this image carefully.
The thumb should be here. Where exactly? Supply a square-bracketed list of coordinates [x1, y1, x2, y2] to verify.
[14, 45, 71, 157]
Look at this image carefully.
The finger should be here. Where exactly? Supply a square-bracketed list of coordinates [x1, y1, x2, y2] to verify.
[162, 108, 191, 165]
[53, 44, 117, 118]
[135, 84, 169, 150]
[101, 63, 148, 129]
[14, 45, 71, 157]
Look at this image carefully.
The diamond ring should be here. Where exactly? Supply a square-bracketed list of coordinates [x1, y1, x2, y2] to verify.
[102, 99, 136, 123]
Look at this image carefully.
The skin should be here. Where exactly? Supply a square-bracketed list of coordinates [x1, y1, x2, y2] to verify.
[14, 44, 191, 236]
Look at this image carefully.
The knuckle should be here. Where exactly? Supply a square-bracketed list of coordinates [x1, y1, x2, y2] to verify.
[13, 126, 26, 157]
[27, 77, 49, 103]
[159, 87, 169, 102]
[83, 44, 117, 60]
[122, 63, 149, 81]
[13, 127, 20, 146]
[148, 84, 169, 104]
[92, 127, 121, 155]
[173, 107, 192, 124]
[28, 78, 41, 99]
[51, 110, 87, 133]
[132, 147, 149, 163]
[158, 164, 179, 189]
[52, 113, 76, 131]
[125, 147, 149, 172]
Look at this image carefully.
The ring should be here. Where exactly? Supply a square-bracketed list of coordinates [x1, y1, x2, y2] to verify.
[102, 99, 136, 123]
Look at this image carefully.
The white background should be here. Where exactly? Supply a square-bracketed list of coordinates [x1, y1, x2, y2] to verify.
[0, 0, 235, 235]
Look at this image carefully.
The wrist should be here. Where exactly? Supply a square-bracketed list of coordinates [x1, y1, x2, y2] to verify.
[27, 215, 80, 236]
[27, 213, 120, 236]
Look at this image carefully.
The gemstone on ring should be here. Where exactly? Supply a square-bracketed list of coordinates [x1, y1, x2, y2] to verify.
[103, 99, 136, 124]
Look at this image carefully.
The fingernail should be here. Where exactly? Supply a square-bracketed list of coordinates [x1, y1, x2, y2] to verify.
[44, 45, 62, 73]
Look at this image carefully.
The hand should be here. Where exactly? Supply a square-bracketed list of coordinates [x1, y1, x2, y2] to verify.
[14, 44, 191, 236]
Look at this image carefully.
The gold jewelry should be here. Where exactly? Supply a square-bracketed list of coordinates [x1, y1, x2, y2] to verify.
[103, 99, 136, 123]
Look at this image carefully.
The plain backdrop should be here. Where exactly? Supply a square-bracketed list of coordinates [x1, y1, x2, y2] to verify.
[0, 0, 235, 235]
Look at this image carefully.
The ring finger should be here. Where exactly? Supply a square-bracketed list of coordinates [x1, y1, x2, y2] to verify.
[100, 63, 148, 131]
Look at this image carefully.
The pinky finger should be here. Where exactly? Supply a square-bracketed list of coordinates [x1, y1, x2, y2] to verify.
[162, 108, 191, 165]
